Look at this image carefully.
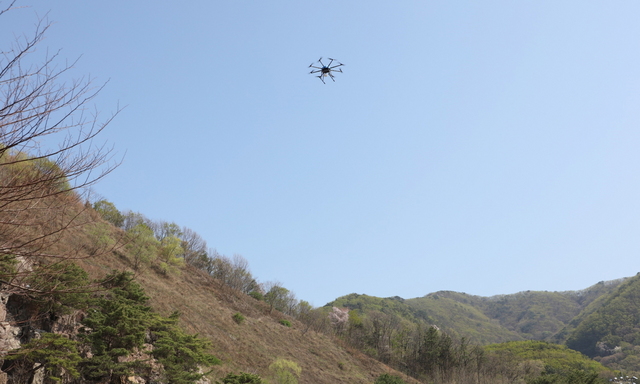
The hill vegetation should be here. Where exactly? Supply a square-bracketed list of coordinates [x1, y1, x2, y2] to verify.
[564, 274, 640, 372]
[2, 4, 639, 384]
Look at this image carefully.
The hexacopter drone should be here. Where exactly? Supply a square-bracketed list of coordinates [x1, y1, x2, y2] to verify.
[309, 57, 344, 84]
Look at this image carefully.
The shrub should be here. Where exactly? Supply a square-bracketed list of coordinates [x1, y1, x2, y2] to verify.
[279, 319, 291, 327]
[249, 290, 264, 301]
[374, 373, 407, 384]
[216, 372, 263, 384]
[269, 359, 301, 384]
[233, 312, 245, 324]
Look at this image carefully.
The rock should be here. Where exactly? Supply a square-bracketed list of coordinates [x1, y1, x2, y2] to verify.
[0, 321, 21, 354]
[31, 364, 44, 384]
[0, 293, 8, 322]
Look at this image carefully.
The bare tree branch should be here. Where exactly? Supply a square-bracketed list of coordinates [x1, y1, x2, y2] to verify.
[0, 8, 122, 298]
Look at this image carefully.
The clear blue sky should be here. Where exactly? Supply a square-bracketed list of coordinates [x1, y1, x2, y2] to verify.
[6, 1, 640, 306]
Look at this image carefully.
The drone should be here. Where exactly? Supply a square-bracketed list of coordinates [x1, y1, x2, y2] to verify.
[309, 57, 344, 84]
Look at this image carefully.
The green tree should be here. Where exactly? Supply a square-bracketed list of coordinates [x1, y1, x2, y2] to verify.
[269, 358, 301, 384]
[93, 199, 124, 227]
[159, 236, 185, 264]
[80, 272, 153, 382]
[24, 261, 91, 316]
[150, 311, 220, 384]
[126, 223, 160, 270]
[79, 271, 220, 384]
[264, 282, 298, 315]
[157, 235, 185, 274]
[527, 370, 605, 384]
[4, 333, 81, 382]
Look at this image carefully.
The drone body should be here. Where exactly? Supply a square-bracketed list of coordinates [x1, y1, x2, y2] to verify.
[309, 57, 344, 84]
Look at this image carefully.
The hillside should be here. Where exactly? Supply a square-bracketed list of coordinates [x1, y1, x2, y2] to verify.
[563, 273, 640, 372]
[0, 195, 419, 384]
[77, 245, 415, 384]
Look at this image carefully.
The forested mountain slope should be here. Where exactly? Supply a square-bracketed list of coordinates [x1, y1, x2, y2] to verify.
[416, 282, 625, 342]
[562, 273, 640, 373]
[328, 279, 625, 347]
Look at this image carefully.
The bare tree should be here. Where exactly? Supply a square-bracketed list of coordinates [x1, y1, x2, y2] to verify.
[208, 252, 259, 294]
[0, 3, 120, 297]
[180, 226, 207, 266]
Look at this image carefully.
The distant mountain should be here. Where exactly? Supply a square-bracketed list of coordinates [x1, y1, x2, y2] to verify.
[329, 292, 522, 344]
[404, 292, 523, 344]
[426, 280, 625, 341]
[328, 279, 626, 346]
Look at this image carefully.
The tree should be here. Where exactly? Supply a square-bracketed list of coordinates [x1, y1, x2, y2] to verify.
[125, 223, 159, 270]
[151, 220, 182, 242]
[268, 359, 301, 384]
[93, 199, 124, 227]
[4, 332, 82, 383]
[216, 372, 263, 384]
[80, 272, 153, 382]
[121, 210, 149, 231]
[158, 235, 185, 274]
[0, 1, 120, 298]
[150, 311, 220, 384]
[181, 226, 208, 266]
[329, 306, 349, 332]
[209, 252, 259, 294]
[264, 282, 293, 314]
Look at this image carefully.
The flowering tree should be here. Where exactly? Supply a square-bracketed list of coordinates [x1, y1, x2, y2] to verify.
[329, 306, 349, 334]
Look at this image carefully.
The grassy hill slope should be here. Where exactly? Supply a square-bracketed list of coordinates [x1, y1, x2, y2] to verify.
[78, 238, 419, 384]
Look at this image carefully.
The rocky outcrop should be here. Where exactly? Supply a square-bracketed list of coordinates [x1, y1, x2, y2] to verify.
[0, 293, 18, 384]
[0, 292, 20, 354]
